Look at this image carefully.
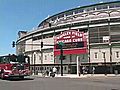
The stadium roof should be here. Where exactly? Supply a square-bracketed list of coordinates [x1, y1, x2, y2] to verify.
[38, 1, 120, 27]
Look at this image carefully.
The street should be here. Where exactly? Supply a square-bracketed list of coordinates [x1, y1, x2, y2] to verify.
[0, 76, 120, 90]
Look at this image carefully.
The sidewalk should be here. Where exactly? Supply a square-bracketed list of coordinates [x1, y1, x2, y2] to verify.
[55, 74, 120, 78]
[32, 73, 120, 78]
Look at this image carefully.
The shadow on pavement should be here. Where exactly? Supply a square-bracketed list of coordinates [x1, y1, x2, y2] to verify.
[6, 77, 34, 81]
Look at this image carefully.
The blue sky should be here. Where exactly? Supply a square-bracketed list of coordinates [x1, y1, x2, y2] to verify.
[0, 0, 115, 55]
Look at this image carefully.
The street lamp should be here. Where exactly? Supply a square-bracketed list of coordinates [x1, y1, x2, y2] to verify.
[58, 42, 64, 76]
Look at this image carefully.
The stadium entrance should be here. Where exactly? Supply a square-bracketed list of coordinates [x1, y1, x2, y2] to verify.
[54, 29, 88, 74]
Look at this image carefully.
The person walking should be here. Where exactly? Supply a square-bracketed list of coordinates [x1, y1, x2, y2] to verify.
[82, 66, 85, 75]
[53, 67, 57, 73]
[46, 70, 49, 76]
[92, 66, 95, 74]
[52, 67, 57, 77]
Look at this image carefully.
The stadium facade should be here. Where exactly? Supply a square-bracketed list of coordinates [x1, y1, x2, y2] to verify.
[16, 1, 120, 74]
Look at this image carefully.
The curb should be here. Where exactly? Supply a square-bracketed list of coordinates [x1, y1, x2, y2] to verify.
[31, 74, 120, 79]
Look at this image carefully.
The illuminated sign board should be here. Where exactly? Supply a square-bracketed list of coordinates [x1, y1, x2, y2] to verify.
[55, 30, 87, 49]
[54, 30, 87, 56]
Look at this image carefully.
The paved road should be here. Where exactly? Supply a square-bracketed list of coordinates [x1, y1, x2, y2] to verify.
[0, 76, 120, 90]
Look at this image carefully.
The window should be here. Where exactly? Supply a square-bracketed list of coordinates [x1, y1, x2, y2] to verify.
[31, 67, 34, 70]
[102, 52, 106, 59]
[39, 56, 41, 61]
[109, 4, 115, 8]
[115, 4, 120, 8]
[85, 7, 95, 12]
[51, 55, 53, 61]
[51, 16, 57, 21]
[58, 14, 64, 19]
[47, 67, 49, 69]
[38, 67, 40, 70]
[36, 67, 38, 70]
[45, 55, 47, 60]
[82, 55, 84, 59]
[32, 36, 42, 41]
[40, 67, 43, 70]
[74, 9, 83, 14]
[44, 67, 46, 70]
[94, 52, 98, 59]
[64, 66, 67, 71]
[97, 5, 107, 10]
[34, 54, 36, 63]
[109, 4, 120, 8]
[116, 52, 119, 58]
[66, 11, 73, 16]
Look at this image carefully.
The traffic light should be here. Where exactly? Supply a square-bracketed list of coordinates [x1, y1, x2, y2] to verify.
[41, 42, 43, 48]
[56, 42, 64, 49]
[12, 41, 15, 47]
[56, 44, 62, 49]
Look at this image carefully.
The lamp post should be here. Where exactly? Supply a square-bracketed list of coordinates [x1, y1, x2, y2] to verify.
[88, 21, 91, 74]
[60, 47, 63, 76]
[58, 42, 64, 76]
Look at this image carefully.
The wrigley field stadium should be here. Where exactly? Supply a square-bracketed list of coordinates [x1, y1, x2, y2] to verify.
[16, 1, 120, 75]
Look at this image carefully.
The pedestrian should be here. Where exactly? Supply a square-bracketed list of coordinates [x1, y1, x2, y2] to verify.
[56, 67, 59, 74]
[82, 66, 85, 75]
[49, 68, 52, 77]
[46, 70, 49, 76]
[92, 66, 95, 74]
[85, 67, 88, 74]
[50, 67, 57, 77]
[53, 67, 57, 73]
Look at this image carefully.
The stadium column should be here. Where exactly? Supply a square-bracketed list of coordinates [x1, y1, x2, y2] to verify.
[103, 52, 107, 75]
[31, 35, 34, 74]
[41, 33, 43, 73]
[88, 21, 91, 74]
[34, 52, 36, 75]
[108, 11, 113, 74]
[53, 29, 56, 65]
[48, 22, 56, 65]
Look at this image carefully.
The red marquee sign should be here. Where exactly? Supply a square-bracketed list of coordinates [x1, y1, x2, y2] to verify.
[54, 30, 88, 56]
